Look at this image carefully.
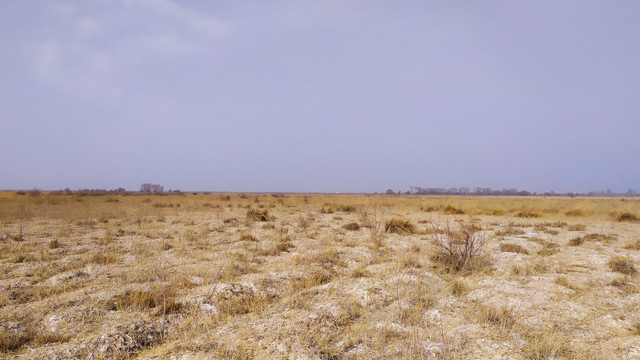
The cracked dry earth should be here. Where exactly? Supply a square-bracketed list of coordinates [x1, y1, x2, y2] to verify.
[1, 193, 639, 359]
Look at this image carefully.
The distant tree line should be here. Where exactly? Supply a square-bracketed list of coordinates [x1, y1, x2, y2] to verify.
[384, 186, 639, 197]
[140, 183, 164, 193]
[42, 184, 182, 196]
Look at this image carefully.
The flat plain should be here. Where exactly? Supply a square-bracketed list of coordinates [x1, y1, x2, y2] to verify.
[1, 192, 639, 359]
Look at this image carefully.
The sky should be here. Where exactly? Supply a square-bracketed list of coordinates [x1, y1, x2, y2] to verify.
[1, 1, 639, 193]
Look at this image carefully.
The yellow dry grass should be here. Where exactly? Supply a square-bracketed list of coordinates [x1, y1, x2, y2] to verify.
[1, 192, 639, 359]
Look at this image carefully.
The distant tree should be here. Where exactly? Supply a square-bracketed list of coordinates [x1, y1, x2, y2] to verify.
[386, 189, 395, 195]
[140, 183, 164, 193]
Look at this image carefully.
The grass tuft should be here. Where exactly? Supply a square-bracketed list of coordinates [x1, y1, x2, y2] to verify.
[608, 257, 637, 275]
[246, 208, 273, 222]
[499, 243, 529, 254]
[617, 212, 639, 222]
[342, 222, 361, 231]
[384, 218, 416, 234]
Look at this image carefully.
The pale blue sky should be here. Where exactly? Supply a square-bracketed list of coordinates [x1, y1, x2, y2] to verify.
[1, 1, 639, 193]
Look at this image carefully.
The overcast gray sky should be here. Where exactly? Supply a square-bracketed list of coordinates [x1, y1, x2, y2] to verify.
[1, 1, 639, 193]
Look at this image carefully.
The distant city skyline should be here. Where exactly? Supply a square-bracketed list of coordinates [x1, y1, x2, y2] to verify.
[1, 1, 639, 194]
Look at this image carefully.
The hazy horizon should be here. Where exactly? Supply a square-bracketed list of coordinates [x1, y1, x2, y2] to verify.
[1, 1, 639, 194]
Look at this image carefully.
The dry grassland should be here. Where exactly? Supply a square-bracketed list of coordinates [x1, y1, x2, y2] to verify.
[1, 192, 639, 359]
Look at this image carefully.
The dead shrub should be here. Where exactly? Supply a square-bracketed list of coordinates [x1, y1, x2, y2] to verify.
[499, 243, 529, 254]
[384, 218, 416, 234]
[608, 257, 637, 275]
[342, 222, 360, 231]
[431, 222, 489, 274]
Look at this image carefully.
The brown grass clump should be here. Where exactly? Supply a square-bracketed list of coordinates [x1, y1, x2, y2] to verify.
[0, 326, 68, 353]
[246, 208, 273, 222]
[336, 205, 356, 213]
[449, 278, 467, 296]
[91, 251, 117, 265]
[342, 222, 360, 231]
[514, 210, 542, 218]
[567, 223, 586, 231]
[617, 212, 639, 222]
[499, 243, 529, 254]
[609, 277, 637, 294]
[522, 331, 571, 360]
[476, 305, 515, 330]
[443, 204, 465, 215]
[564, 209, 585, 217]
[494, 223, 525, 237]
[608, 257, 637, 275]
[384, 218, 416, 234]
[320, 206, 335, 214]
[114, 289, 182, 315]
[48, 239, 62, 249]
[239, 233, 258, 242]
[568, 237, 584, 246]
[554, 276, 578, 291]
[583, 233, 617, 242]
[624, 239, 640, 250]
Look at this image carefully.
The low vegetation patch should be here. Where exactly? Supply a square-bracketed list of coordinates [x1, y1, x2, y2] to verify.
[567, 223, 586, 231]
[494, 225, 525, 237]
[499, 243, 529, 254]
[384, 218, 416, 234]
[564, 209, 585, 217]
[624, 239, 640, 250]
[568, 237, 584, 246]
[443, 205, 465, 215]
[514, 210, 542, 218]
[583, 233, 617, 242]
[246, 208, 273, 222]
[608, 257, 637, 275]
[617, 212, 639, 222]
[342, 222, 360, 231]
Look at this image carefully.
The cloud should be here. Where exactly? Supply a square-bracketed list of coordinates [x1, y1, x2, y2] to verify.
[124, 0, 229, 38]
[27, 0, 230, 102]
